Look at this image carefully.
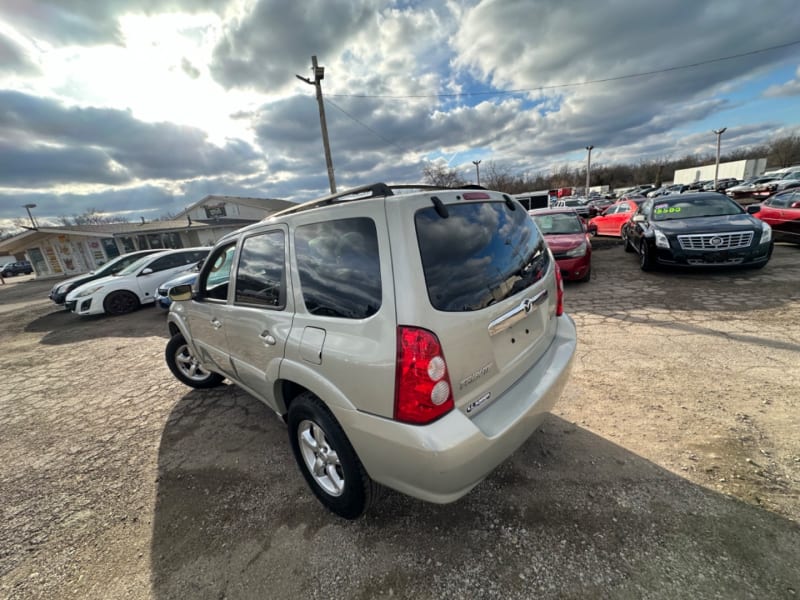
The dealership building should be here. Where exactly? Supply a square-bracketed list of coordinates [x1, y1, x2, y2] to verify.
[0, 195, 294, 279]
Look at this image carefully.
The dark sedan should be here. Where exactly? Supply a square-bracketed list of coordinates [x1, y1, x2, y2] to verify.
[622, 192, 773, 270]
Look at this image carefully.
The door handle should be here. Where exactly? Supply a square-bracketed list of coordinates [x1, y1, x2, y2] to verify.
[210, 318, 222, 330]
[259, 331, 277, 346]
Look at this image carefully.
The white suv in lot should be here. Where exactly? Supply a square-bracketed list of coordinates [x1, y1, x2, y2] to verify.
[66, 247, 210, 316]
[165, 184, 577, 518]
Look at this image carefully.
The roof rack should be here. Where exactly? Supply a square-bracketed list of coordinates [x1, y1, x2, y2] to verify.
[269, 183, 394, 219]
[268, 182, 485, 219]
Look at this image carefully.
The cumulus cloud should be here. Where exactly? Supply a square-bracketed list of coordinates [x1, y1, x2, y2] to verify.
[0, 0, 228, 45]
[1, 0, 798, 223]
[0, 90, 263, 184]
[764, 66, 800, 98]
[0, 31, 39, 75]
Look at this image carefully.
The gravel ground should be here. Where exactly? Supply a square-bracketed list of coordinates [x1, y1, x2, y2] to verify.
[1, 242, 799, 600]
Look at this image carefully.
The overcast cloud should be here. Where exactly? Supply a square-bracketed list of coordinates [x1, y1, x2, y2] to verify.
[0, 0, 798, 229]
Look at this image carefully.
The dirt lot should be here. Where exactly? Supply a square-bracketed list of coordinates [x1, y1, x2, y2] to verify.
[1, 243, 799, 600]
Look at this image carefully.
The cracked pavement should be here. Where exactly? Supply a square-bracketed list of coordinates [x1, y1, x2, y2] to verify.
[1, 242, 799, 599]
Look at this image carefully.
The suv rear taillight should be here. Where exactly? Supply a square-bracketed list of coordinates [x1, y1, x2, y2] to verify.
[394, 326, 454, 425]
[555, 266, 564, 317]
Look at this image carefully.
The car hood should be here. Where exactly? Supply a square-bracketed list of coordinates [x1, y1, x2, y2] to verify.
[51, 271, 98, 292]
[160, 272, 197, 288]
[652, 214, 761, 234]
[65, 273, 119, 300]
[544, 233, 587, 251]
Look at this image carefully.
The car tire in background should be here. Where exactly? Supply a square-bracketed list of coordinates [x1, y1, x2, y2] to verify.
[639, 241, 655, 271]
[287, 391, 378, 519]
[165, 333, 225, 388]
[623, 234, 634, 253]
[103, 290, 141, 315]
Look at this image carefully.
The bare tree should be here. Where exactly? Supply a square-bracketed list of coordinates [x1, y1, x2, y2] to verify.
[768, 134, 800, 168]
[422, 162, 467, 188]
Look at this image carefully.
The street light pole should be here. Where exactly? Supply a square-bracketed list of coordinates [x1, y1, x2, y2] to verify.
[472, 160, 482, 186]
[713, 127, 727, 190]
[585, 145, 594, 196]
[23, 203, 38, 229]
[296, 55, 337, 193]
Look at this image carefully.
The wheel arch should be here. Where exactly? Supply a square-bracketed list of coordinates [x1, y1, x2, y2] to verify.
[276, 360, 360, 419]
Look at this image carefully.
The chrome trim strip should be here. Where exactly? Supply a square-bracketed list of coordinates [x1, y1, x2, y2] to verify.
[488, 289, 548, 336]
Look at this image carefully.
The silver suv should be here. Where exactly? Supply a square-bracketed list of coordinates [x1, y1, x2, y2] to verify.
[165, 183, 577, 518]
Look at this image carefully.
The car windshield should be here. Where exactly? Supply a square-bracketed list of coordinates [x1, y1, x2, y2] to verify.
[652, 196, 743, 221]
[532, 212, 584, 234]
[115, 255, 154, 276]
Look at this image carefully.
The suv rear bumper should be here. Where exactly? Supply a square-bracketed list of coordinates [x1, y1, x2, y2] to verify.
[339, 314, 577, 504]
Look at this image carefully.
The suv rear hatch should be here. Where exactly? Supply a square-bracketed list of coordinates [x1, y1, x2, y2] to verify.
[389, 190, 560, 420]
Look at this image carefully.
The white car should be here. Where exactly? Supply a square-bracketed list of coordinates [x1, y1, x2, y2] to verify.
[66, 247, 210, 316]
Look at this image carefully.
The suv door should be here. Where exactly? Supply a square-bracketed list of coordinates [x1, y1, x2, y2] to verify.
[222, 226, 291, 411]
[187, 243, 238, 378]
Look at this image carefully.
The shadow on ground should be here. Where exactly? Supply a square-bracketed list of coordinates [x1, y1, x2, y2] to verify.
[150, 391, 800, 599]
[24, 304, 167, 345]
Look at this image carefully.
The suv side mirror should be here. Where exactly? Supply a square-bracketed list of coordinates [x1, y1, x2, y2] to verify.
[139, 267, 154, 275]
[746, 205, 761, 214]
[791, 202, 800, 209]
[168, 284, 193, 302]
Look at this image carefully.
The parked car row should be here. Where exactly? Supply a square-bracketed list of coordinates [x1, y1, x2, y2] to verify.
[51, 247, 210, 316]
[532, 191, 783, 278]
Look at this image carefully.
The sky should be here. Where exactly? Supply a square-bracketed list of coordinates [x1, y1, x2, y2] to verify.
[1, 0, 799, 232]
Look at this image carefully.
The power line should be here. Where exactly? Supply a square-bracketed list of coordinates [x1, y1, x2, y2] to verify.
[329, 39, 800, 100]
[323, 97, 416, 156]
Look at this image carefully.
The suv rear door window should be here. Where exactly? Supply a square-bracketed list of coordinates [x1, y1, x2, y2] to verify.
[415, 201, 549, 312]
[235, 231, 285, 308]
[295, 218, 381, 319]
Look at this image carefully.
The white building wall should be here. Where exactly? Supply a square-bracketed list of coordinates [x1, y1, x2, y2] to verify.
[673, 158, 767, 184]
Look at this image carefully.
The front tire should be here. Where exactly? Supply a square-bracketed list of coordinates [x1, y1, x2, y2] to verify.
[165, 333, 224, 388]
[623, 233, 634, 253]
[103, 290, 140, 315]
[288, 392, 377, 519]
[639, 241, 655, 271]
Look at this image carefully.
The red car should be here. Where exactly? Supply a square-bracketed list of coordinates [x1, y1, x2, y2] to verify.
[588, 199, 643, 237]
[747, 188, 800, 244]
[529, 208, 596, 282]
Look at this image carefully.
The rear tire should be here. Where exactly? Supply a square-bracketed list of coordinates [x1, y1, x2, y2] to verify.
[165, 333, 224, 388]
[103, 290, 140, 315]
[288, 391, 377, 519]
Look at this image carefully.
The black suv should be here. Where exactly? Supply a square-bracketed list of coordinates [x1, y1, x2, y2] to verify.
[1, 261, 33, 277]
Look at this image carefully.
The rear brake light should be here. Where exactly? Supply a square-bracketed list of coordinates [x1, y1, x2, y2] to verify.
[554, 266, 564, 317]
[394, 327, 454, 424]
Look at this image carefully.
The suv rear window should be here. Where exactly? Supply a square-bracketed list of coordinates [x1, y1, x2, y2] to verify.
[415, 201, 550, 312]
[295, 218, 381, 319]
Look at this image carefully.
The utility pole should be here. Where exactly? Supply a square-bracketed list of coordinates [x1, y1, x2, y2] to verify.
[472, 160, 482, 185]
[296, 56, 336, 193]
[585, 145, 594, 196]
[713, 128, 727, 190]
[23, 203, 38, 229]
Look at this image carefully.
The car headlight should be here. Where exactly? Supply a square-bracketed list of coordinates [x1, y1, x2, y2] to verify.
[75, 285, 105, 298]
[759, 222, 772, 244]
[566, 241, 588, 257]
[654, 228, 670, 249]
